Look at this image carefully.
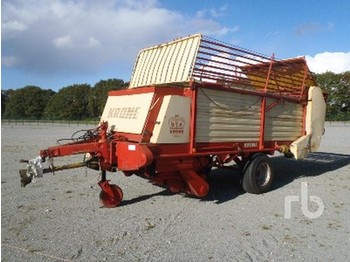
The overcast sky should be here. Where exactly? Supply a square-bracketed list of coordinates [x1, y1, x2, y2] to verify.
[2, 0, 350, 91]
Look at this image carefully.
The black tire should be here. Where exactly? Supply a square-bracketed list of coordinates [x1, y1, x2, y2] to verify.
[242, 153, 273, 194]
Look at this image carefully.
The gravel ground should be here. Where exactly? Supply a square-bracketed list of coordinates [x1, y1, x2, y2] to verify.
[1, 123, 350, 261]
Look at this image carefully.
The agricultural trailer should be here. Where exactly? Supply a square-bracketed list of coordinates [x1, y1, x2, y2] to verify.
[20, 34, 326, 207]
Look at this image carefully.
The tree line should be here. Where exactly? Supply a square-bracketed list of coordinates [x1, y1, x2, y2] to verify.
[1, 79, 127, 120]
[1, 72, 349, 121]
[314, 71, 349, 121]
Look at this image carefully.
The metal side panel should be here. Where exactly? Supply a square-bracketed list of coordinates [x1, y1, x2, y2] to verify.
[290, 86, 326, 159]
[129, 34, 201, 88]
[100, 93, 154, 134]
[264, 99, 304, 141]
[150, 95, 191, 144]
[290, 135, 311, 160]
[305, 86, 326, 152]
[196, 88, 261, 143]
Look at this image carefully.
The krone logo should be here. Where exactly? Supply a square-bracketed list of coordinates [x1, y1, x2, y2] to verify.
[168, 115, 185, 134]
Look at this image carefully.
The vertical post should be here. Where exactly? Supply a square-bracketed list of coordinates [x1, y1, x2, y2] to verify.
[299, 57, 309, 101]
[302, 100, 307, 136]
[299, 61, 309, 136]
[259, 54, 274, 149]
[189, 81, 197, 154]
[259, 96, 267, 149]
[101, 170, 106, 182]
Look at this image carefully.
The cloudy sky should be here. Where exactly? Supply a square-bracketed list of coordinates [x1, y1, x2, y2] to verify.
[2, 0, 350, 91]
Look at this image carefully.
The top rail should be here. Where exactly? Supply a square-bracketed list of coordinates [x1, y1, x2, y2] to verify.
[129, 34, 316, 101]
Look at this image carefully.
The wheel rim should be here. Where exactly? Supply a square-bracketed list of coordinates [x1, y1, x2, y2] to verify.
[99, 184, 123, 208]
[255, 162, 271, 187]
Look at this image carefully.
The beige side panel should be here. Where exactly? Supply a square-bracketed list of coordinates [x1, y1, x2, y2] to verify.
[290, 135, 311, 160]
[129, 35, 201, 88]
[305, 86, 326, 152]
[151, 95, 190, 144]
[100, 93, 154, 134]
[290, 86, 326, 159]
[264, 99, 304, 141]
[196, 88, 261, 143]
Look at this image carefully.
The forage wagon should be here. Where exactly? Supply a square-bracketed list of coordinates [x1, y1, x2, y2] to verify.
[20, 34, 326, 207]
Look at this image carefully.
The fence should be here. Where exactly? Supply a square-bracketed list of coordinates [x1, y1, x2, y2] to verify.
[324, 121, 350, 127]
[1, 119, 99, 126]
[2, 119, 348, 127]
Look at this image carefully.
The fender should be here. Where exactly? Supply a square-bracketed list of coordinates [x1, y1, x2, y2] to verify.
[116, 142, 153, 171]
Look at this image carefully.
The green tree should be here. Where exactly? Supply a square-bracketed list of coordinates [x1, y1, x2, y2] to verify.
[3, 86, 55, 119]
[316, 71, 350, 120]
[1, 89, 13, 115]
[44, 84, 91, 120]
[88, 79, 127, 118]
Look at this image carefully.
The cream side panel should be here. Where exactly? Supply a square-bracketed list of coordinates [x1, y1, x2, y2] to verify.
[290, 86, 326, 159]
[129, 35, 201, 88]
[306, 86, 326, 152]
[264, 99, 304, 141]
[290, 135, 311, 160]
[196, 88, 261, 143]
[100, 93, 154, 134]
[151, 95, 190, 144]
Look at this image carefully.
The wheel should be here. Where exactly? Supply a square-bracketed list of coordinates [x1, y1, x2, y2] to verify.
[242, 154, 273, 194]
[99, 184, 123, 208]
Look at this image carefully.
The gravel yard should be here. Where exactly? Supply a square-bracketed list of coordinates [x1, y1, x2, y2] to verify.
[1, 122, 350, 261]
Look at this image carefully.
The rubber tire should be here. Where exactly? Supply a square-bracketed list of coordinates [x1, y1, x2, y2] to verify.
[99, 184, 123, 208]
[242, 154, 273, 194]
